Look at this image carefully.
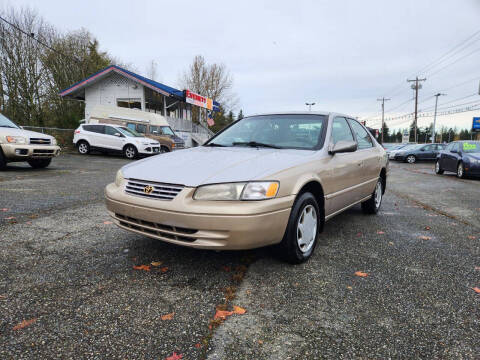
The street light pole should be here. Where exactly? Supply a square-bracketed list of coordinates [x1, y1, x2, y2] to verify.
[432, 93, 446, 143]
[305, 102, 315, 111]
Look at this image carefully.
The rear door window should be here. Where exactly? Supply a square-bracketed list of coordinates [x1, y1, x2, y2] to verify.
[83, 125, 104, 133]
[105, 126, 119, 136]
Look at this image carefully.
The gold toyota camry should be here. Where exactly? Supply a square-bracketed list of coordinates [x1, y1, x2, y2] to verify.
[105, 112, 388, 263]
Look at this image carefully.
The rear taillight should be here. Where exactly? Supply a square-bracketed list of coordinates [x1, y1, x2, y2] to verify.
[74, 130, 80, 134]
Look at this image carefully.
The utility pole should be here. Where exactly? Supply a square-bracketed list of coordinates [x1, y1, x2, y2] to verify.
[407, 77, 426, 142]
[432, 93, 446, 143]
[377, 97, 390, 143]
[305, 102, 315, 111]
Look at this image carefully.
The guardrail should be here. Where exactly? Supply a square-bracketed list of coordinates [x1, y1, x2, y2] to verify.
[22, 126, 75, 148]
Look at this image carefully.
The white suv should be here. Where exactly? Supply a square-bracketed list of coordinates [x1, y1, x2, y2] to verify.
[73, 124, 160, 159]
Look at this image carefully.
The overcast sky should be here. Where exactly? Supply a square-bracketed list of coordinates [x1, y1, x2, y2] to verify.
[3, 0, 480, 131]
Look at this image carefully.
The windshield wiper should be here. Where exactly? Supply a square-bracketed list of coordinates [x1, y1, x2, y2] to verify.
[232, 141, 280, 149]
[205, 142, 227, 147]
[0, 125, 16, 128]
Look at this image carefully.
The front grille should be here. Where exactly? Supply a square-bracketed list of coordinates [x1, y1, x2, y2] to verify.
[125, 178, 184, 200]
[115, 213, 197, 242]
[33, 149, 55, 157]
[30, 138, 51, 145]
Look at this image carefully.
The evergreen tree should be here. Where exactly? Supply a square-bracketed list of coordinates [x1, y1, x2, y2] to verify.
[237, 109, 244, 120]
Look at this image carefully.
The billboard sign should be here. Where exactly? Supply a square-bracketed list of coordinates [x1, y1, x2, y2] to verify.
[185, 90, 213, 110]
[473, 117, 480, 132]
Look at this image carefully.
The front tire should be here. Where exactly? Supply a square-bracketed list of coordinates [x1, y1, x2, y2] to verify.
[277, 192, 321, 264]
[0, 149, 6, 170]
[361, 178, 383, 214]
[160, 146, 170, 154]
[124, 145, 138, 159]
[28, 158, 52, 169]
[435, 160, 444, 174]
[457, 162, 465, 178]
[406, 155, 416, 164]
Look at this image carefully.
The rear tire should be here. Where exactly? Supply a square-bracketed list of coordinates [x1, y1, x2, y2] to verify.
[457, 162, 465, 178]
[406, 155, 416, 164]
[28, 158, 52, 169]
[435, 160, 444, 174]
[124, 145, 138, 159]
[277, 192, 321, 264]
[77, 141, 90, 155]
[160, 146, 170, 154]
[361, 178, 383, 214]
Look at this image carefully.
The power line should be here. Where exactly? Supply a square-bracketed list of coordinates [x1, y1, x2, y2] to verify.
[425, 46, 480, 78]
[0, 15, 81, 64]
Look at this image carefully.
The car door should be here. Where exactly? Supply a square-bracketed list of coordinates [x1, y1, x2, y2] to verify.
[323, 117, 363, 216]
[444, 143, 460, 171]
[103, 126, 125, 150]
[347, 119, 382, 198]
[418, 144, 434, 160]
[83, 125, 105, 148]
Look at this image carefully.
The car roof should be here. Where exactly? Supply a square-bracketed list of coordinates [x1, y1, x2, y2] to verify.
[245, 111, 353, 118]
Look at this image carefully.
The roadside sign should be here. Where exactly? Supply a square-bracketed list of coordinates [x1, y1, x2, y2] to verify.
[473, 117, 480, 132]
[402, 130, 409, 143]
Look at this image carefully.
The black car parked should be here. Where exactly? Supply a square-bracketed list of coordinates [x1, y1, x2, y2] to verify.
[394, 143, 446, 163]
[435, 140, 480, 178]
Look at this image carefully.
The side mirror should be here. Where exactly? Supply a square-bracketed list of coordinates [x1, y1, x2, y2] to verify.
[114, 133, 121, 137]
[329, 140, 357, 155]
[152, 131, 158, 134]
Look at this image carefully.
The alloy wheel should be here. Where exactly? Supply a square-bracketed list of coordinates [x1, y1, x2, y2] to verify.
[297, 205, 317, 253]
[78, 143, 88, 154]
[407, 155, 416, 163]
[125, 146, 135, 159]
[374, 180, 382, 209]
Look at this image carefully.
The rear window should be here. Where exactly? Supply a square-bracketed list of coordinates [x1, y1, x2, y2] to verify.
[83, 125, 104, 133]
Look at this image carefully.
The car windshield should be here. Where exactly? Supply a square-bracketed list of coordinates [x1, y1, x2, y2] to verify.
[462, 141, 480, 153]
[118, 126, 143, 137]
[0, 113, 19, 129]
[205, 114, 327, 150]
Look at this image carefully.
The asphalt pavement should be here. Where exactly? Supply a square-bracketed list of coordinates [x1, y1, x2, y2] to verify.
[1, 154, 479, 359]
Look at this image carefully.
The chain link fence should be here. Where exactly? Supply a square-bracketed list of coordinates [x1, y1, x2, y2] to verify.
[22, 126, 75, 149]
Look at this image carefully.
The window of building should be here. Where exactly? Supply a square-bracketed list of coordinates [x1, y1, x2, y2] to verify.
[117, 98, 141, 110]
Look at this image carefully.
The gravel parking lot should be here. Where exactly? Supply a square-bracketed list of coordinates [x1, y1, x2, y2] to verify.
[1, 154, 479, 359]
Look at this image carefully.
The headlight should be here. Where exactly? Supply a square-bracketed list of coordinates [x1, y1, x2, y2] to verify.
[115, 169, 125, 187]
[6, 136, 26, 144]
[51, 138, 57, 145]
[193, 181, 279, 201]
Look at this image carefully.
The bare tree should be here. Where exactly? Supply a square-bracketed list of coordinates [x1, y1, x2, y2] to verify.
[146, 59, 158, 81]
[179, 55, 238, 111]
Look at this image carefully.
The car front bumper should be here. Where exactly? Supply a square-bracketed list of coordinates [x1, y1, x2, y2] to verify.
[138, 145, 160, 155]
[1, 144, 61, 161]
[105, 182, 295, 250]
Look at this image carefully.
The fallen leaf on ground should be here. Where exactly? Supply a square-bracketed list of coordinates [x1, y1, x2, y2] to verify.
[376, 230, 385, 235]
[165, 352, 183, 360]
[161, 312, 175, 320]
[354, 271, 369, 277]
[221, 266, 231, 272]
[258, 339, 264, 345]
[133, 265, 151, 272]
[346, 286, 353, 290]
[472, 287, 480, 294]
[424, 226, 431, 230]
[0, 295, 6, 299]
[233, 305, 246, 315]
[194, 343, 202, 349]
[214, 310, 233, 320]
[467, 236, 476, 240]
[356, 232, 362, 237]
[160, 267, 169, 273]
[103, 221, 113, 225]
[151, 261, 163, 267]
[13, 318, 37, 331]
[419, 236, 431, 241]
[475, 266, 480, 271]
[1, 208, 8, 212]
[388, 241, 394, 246]
[5, 216, 15, 220]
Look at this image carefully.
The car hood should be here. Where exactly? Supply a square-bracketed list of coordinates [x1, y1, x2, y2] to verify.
[121, 146, 317, 187]
[0, 127, 55, 140]
[465, 153, 480, 161]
